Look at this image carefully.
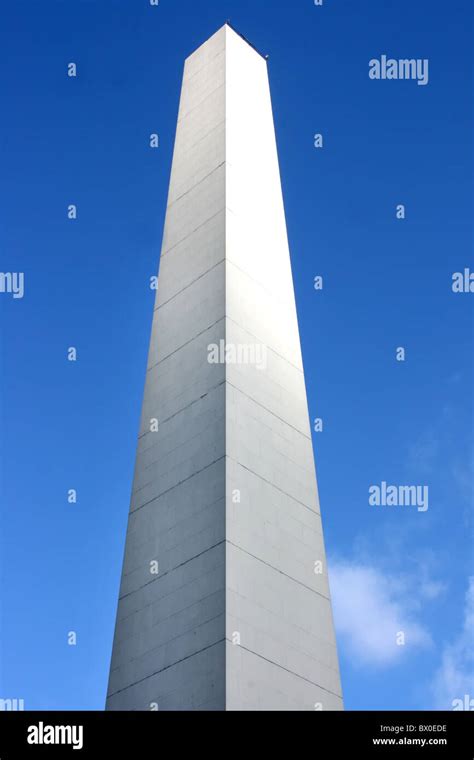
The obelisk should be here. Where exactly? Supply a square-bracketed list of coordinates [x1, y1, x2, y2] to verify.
[106, 23, 343, 711]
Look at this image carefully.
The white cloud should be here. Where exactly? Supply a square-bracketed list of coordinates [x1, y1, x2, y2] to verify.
[329, 560, 433, 667]
[431, 577, 474, 709]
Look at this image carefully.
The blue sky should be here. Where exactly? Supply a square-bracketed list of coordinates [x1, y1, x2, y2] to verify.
[0, 0, 472, 710]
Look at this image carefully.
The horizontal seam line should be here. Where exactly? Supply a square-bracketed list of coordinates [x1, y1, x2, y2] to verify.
[137, 379, 225, 442]
[130, 456, 225, 515]
[230, 642, 343, 699]
[225, 315, 303, 373]
[161, 208, 224, 258]
[183, 46, 225, 84]
[226, 456, 320, 517]
[227, 540, 329, 601]
[167, 161, 225, 208]
[154, 259, 225, 311]
[133, 413, 224, 489]
[110, 610, 224, 672]
[118, 540, 226, 601]
[115, 558, 225, 626]
[226, 258, 296, 314]
[170, 118, 226, 167]
[107, 638, 225, 699]
[146, 316, 224, 370]
[226, 381, 310, 440]
[177, 81, 225, 123]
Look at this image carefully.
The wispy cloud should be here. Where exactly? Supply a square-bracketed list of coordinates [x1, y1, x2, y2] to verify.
[431, 577, 474, 709]
[329, 559, 436, 667]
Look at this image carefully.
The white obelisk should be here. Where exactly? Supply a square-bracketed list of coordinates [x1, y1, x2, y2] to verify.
[106, 23, 343, 711]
